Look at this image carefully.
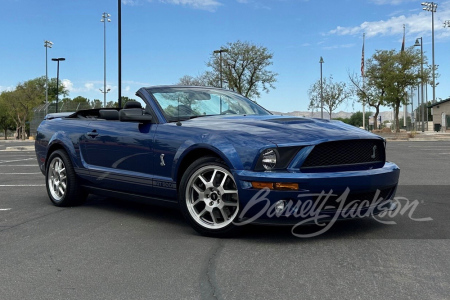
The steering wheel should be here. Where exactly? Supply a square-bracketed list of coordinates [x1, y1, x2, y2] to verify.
[221, 109, 237, 115]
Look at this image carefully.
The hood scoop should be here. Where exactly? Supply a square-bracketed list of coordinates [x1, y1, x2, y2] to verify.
[265, 118, 315, 124]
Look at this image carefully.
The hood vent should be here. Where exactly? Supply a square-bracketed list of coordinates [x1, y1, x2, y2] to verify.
[265, 118, 313, 124]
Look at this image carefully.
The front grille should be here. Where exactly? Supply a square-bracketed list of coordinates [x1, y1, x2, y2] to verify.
[301, 139, 385, 173]
[312, 186, 394, 211]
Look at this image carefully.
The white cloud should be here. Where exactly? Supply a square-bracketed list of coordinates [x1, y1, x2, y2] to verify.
[125, 86, 131, 92]
[328, 2, 450, 40]
[158, 0, 222, 11]
[371, 0, 417, 5]
[62, 79, 74, 92]
[235, 0, 270, 10]
[84, 83, 94, 91]
[323, 43, 355, 50]
[122, 0, 140, 5]
[123, 80, 151, 86]
[0, 86, 14, 92]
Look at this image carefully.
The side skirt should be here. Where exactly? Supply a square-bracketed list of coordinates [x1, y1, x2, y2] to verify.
[82, 185, 179, 209]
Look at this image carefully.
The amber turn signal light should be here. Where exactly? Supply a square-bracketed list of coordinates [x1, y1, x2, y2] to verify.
[251, 182, 298, 190]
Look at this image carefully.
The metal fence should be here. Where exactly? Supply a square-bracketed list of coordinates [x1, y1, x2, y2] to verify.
[30, 102, 93, 137]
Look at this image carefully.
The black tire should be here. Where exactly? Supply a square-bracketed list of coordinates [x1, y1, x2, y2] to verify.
[179, 156, 241, 237]
[46, 149, 88, 207]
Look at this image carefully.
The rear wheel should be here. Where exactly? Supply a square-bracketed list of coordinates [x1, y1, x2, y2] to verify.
[179, 156, 240, 237]
[46, 149, 87, 207]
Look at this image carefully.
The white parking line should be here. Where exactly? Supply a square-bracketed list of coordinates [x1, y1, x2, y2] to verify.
[0, 173, 41, 175]
[0, 165, 39, 167]
[0, 158, 35, 164]
[0, 155, 36, 156]
[0, 208, 12, 211]
[0, 185, 45, 187]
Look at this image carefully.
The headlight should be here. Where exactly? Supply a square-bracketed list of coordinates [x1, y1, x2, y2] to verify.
[254, 147, 303, 171]
[261, 149, 277, 170]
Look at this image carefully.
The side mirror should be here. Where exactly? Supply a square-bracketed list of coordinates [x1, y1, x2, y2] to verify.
[119, 108, 153, 123]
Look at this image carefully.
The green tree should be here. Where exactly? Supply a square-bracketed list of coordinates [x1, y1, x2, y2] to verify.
[348, 111, 373, 128]
[178, 40, 277, 99]
[333, 117, 351, 124]
[357, 48, 426, 132]
[0, 98, 14, 139]
[308, 75, 352, 119]
[105, 96, 139, 108]
[90, 99, 102, 109]
[47, 77, 69, 104]
[1, 78, 46, 139]
[385, 48, 424, 132]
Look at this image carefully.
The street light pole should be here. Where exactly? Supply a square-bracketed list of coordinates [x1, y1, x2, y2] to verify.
[100, 12, 111, 108]
[414, 37, 425, 132]
[51, 58, 65, 113]
[44, 40, 53, 116]
[422, 2, 437, 106]
[118, 0, 122, 108]
[213, 49, 229, 88]
[319, 56, 324, 119]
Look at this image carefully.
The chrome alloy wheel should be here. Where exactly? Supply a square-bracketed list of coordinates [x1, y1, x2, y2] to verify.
[48, 157, 67, 202]
[185, 165, 239, 230]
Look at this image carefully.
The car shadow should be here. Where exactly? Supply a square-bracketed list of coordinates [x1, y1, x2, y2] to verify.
[238, 218, 390, 242]
[80, 195, 395, 242]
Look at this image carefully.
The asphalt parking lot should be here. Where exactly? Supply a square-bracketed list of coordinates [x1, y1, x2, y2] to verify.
[0, 140, 449, 300]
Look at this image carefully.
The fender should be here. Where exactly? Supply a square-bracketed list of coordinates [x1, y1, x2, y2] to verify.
[172, 132, 274, 180]
[47, 131, 80, 168]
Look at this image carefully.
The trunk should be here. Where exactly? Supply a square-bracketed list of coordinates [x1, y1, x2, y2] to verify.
[394, 103, 400, 133]
[21, 124, 26, 140]
[373, 105, 380, 130]
[4, 128, 7, 140]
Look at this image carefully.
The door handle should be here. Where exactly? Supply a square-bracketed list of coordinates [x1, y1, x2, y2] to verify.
[87, 130, 99, 138]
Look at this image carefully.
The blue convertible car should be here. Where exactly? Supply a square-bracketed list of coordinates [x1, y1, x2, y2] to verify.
[35, 86, 400, 236]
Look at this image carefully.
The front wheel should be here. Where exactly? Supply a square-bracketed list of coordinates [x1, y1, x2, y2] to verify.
[179, 157, 240, 237]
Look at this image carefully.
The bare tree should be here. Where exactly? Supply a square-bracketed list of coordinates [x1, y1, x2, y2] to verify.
[308, 75, 352, 119]
[348, 72, 384, 129]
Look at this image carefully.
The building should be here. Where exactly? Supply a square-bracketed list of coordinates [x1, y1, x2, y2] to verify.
[429, 99, 450, 132]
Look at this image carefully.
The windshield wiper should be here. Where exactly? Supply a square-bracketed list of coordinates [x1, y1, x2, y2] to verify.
[188, 114, 215, 119]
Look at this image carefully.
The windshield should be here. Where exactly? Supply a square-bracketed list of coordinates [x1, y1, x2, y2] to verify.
[147, 87, 271, 122]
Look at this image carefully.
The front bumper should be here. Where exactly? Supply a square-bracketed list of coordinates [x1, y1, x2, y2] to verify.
[232, 162, 400, 224]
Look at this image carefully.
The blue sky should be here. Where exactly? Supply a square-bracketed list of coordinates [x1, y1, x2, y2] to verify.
[1, 0, 450, 113]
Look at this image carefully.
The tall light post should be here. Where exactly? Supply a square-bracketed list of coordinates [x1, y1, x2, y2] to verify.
[118, 0, 122, 108]
[213, 49, 229, 88]
[100, 12, 111, 107]
[52, 58, 65, 113]
[414, 37, 425, 132]
[319, 56, 324, 119]
[44, 40, 53, 116]
[422, 2, 437, 107]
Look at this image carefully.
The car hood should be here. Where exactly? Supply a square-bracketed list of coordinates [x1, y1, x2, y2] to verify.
[180, 115, 381, 146]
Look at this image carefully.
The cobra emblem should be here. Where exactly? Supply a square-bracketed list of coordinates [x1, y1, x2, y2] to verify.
[371, 145, 377, 159]
[160, 154, 165, 166]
